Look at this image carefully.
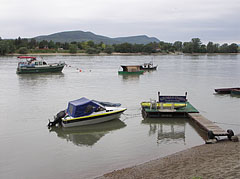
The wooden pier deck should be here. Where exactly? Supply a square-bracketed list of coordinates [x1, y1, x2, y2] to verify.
[188, 113, 229, 137]
[141, 92, 235, 141]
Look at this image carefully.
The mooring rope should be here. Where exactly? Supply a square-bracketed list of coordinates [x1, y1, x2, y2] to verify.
[122, 113, 141, 120]
[213, 121, 240, 126]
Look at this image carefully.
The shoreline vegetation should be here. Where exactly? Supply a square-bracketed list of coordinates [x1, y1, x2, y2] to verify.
[0, 37, 239, 56]
[6, 52, 240, 57]
[97, 135, 240, 179]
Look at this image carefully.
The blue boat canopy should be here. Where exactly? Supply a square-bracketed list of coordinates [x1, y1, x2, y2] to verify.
[67, 97, 103, 118]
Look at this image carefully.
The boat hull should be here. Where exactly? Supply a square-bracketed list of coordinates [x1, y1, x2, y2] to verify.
[16, 64, 64, 74]
[215, 88, 240, 94]
[118, 71, 144, 75]
[62, 109, 126, 127]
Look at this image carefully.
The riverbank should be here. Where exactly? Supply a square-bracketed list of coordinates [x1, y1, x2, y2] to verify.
[7, 52, 240, 57]
[97, 135, 240, 179]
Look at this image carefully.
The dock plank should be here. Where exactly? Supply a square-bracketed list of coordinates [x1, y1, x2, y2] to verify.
[188, 113, 228, 135]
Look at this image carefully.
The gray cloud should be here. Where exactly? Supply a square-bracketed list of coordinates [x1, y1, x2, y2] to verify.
[0, 0, 239, 44]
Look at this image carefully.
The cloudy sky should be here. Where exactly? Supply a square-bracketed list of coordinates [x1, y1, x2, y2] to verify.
[0, 0, 239, 44]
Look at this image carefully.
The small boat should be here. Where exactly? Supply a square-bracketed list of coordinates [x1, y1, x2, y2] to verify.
[140, 62, 157, 70]
[17, 56, 65, 74]
[231, 89, 240, 95]
[48, 97, 126, 128]
[215, 87, 240, 94]
[118, 65, 144, 75]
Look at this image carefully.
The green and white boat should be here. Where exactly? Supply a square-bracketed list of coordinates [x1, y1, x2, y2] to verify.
[16, 56, 65, 74]
[118, 65, 144, 75]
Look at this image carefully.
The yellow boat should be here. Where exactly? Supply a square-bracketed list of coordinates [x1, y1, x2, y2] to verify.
[141, 102, 187, 108]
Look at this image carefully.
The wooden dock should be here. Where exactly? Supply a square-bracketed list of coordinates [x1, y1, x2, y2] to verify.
[188, 113, 231, 139]
[141, 92, 235, 141]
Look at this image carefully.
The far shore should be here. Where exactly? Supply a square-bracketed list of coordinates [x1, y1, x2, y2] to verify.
[97, 135, 240, 179]
[6, 52, 240, 57]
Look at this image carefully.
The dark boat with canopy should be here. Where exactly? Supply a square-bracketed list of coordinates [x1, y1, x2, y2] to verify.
[17, 56, 65, 74]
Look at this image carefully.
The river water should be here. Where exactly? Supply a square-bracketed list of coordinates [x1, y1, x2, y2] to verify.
[0, 54, 240, 179]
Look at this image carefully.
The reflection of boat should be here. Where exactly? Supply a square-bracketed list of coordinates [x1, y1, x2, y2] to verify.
[17, 56, 65, 74]
[215, 87, 240, 94]
[48, 97, 126, 128]
[49, 119, 126, 146]
[142, 118, 186, 144]
[118, 65, 144, 75]
[140, 62, 157, 70]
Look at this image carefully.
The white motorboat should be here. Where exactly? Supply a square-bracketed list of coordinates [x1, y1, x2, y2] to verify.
[48, 97, 126, 128]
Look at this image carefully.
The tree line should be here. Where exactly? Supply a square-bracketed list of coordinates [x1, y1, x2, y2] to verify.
[0, 37, 239, 55]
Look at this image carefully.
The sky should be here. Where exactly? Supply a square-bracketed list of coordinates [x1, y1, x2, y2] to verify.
[0, 0, 239, 44]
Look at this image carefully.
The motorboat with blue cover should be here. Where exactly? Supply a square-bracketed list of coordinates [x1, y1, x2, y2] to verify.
[48, 97, 126, 128]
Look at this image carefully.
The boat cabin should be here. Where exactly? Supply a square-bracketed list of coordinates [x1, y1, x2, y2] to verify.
[121, 65, 142, 72]
[67, 97, 105, 118]
[17, 56, 47, 67]
[142, 62, 153, 68]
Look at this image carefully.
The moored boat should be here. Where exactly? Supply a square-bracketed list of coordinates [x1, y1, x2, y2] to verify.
[48, 97, 126, 128]
[140, 62, 157, 70]
[214, 87, 240, 94]
[118, 65, 144, 74]
[17, 56, 65, 74]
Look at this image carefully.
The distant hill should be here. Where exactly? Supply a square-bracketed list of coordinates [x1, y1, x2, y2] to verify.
[34, 31, 160, 45]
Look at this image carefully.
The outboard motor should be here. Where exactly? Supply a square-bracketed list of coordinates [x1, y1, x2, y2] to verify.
[48, 110, 66, 128]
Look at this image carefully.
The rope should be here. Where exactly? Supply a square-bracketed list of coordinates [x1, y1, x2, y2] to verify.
[122, 113, 141, 121]
[213, 121, 240, 126]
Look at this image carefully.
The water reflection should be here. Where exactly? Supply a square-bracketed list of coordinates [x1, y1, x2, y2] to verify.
[118, 74, 141, 81]
[49, 119, 126, 147]
[142, 118, 187, 144]
[18, 72, 64, 80]
[18, 73, 64, 87]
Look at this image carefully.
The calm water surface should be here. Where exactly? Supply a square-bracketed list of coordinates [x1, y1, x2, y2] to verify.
[0, 55, 240, 179]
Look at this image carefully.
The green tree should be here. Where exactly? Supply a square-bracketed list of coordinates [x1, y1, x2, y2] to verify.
[86, 47, 100, 54]
[104, 46, 114, 54]
[142, 43, 156, 54]
[48, 40, 55, 49]
[199, 45, 207, 53]
[191, 38, 201, 53]
[69, 44, 78, 53]
[62, 42, 70, 50]
[219, 43, 229, 53]
[206, 42, 214, 53]
[182, 42, 193, 53]
[87, 41, 95, 48]
[39, 40, 48, 49]
[28, 39, 37, 49]
[0, 41, 10, 55]
[173, 41, 182, 51]
[18, 47, 28, 54]
[114, 43, 133, 53]
[228, 43, 238, 53]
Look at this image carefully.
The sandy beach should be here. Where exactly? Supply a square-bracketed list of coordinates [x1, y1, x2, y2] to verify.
[97, 135, 240, 179]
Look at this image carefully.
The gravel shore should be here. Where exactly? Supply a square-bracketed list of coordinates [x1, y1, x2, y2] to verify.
[97, 136, 240, 179]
